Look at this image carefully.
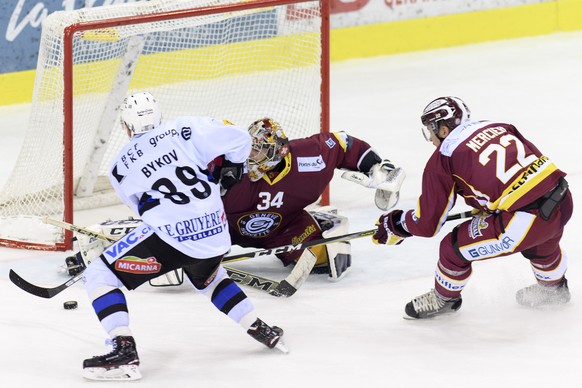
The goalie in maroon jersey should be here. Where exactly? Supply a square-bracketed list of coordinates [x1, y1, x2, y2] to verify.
[372, 96, 573, 319]
[63, 118, 405, 297]
[221, 118, 405, 297]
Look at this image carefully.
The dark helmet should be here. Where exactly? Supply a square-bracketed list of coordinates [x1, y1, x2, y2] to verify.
[420, 96, 470, 140]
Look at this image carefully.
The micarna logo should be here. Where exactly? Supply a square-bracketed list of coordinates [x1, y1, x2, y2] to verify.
[115, 256, 161, 274]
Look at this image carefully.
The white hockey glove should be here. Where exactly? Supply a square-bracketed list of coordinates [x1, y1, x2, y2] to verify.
[341, 160, 406, 211]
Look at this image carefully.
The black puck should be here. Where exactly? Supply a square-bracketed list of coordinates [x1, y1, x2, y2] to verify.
[63, 301, 78, 310]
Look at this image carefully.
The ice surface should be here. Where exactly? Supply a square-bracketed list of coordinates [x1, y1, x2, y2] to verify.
[1, 31, 581, 387]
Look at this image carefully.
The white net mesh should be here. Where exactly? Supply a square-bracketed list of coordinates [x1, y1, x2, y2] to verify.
[0, 0, 326, 249]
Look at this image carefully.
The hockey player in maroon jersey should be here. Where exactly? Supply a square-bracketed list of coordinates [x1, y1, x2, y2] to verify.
[372, 96, 573, 319]
[222, 118, 405, 297]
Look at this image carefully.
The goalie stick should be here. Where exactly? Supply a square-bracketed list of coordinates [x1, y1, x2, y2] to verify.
[10, 210, 474, 298]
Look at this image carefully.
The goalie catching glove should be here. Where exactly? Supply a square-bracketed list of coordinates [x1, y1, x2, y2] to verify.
[341, 159, 405, 211]
[372, 209, 412, 245]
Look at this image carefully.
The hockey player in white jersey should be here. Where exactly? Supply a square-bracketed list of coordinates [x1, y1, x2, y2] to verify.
[81, 92, 286, 381]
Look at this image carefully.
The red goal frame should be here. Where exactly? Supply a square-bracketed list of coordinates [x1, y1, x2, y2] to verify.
[56, 0, 330, 250]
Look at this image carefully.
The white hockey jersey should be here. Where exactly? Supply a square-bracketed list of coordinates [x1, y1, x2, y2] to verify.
[109, 116, 251, 258]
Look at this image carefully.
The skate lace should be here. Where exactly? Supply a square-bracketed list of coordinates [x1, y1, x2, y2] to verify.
[90, 337, 133, 359]
[412, 290, 444, 313]
[90, 338, 117, 358]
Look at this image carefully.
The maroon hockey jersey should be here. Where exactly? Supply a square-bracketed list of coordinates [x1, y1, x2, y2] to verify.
[404, 121, 566, 237]
[223, 132, 374, 253]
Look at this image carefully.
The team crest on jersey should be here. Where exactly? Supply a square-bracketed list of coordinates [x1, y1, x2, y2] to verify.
[469, 215, 489, 239]
[115, 256, 161, 274]
[325, 138, 336, 149]
[238, 212, 282, 237]
[181, 126, 192, 140]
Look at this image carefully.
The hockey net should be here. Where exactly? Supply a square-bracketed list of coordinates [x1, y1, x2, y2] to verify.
[0, 0, 329, 250]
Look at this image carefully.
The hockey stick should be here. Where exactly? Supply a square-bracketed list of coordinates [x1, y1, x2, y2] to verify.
[222, 209, 475, 262]
[8, 262, 281, 299]
[9, 269, 85, 299]
[40, 216, 376, 264]
[41, 210, 475, 263]
[225, 267, 279, 294]
[10, 217, 282, 298]
[40, 216, 115, 242]
[223, 228, 376, 262]
[10, 210, 474, 298]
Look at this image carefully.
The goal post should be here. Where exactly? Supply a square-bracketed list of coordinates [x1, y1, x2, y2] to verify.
[0, 0, 330, 251]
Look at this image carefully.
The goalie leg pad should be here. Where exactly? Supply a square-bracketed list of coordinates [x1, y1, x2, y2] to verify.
[309, 210, 352, 281]
[326, 241, 352, 281]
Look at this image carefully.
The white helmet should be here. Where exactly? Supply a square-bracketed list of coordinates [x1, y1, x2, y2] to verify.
[120, 92, 161, 137]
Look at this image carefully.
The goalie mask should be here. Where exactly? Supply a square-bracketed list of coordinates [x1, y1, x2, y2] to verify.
[247, 118, 289, 182]
[420, 96, 470, 141]
[120, 91, 162, 138]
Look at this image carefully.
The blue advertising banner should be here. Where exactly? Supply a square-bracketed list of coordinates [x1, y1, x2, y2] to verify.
[1, 0, 145, 73]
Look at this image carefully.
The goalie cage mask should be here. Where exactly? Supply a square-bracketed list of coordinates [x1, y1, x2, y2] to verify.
[420, 96, 470, 141]
[247, 118, 289, 182]
[120, 91, 162, 138]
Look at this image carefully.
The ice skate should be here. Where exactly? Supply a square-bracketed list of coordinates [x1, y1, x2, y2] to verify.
[516, 278, 571, 307]
[404, 289, 462, 320]
[247, 318, 288, 354]
[82, 336, 141, 381]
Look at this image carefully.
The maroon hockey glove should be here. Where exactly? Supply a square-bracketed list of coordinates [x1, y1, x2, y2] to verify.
[372, 209, 412, 245]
